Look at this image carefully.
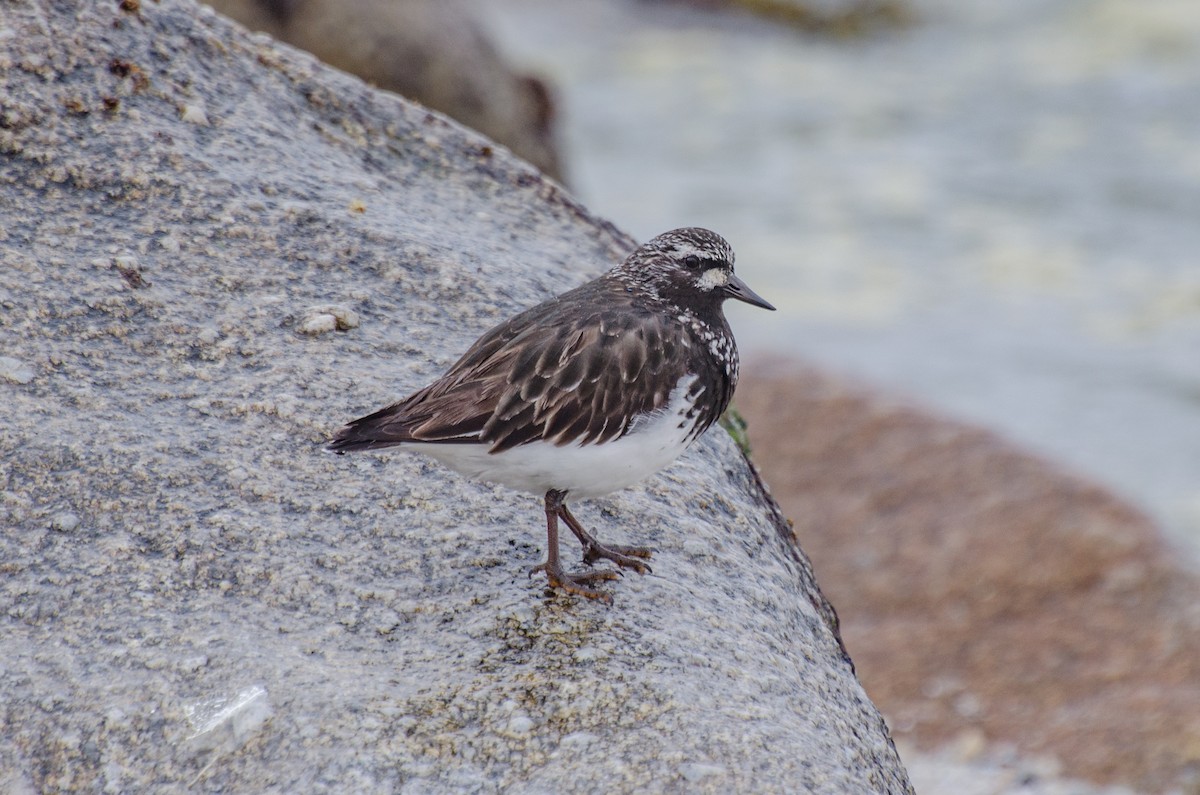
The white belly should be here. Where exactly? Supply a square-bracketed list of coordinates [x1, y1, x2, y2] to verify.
[405, 376, 702, 499]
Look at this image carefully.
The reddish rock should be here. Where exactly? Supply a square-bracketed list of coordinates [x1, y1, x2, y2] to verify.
[739, 360, 1200, 793]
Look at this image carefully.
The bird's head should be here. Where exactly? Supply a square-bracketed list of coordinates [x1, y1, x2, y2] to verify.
[617, 227, 775, 312]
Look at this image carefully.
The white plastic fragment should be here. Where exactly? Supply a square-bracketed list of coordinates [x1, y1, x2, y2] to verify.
[0, 356, 35, 384]
[184, 684, 272, 751]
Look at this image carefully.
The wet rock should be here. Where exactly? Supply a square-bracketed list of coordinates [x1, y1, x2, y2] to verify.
[740, 361, 1200, 794]
[0, 3, 909, 792]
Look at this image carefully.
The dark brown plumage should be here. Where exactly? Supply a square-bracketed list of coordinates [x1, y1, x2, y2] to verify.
[329, 277, 728, 455]
[329, 227, 774, 602]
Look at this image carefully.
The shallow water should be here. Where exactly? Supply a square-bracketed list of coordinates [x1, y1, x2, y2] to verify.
[482, 0, 1200, 555]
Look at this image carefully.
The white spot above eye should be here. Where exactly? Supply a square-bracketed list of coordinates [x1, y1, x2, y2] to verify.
[696, 268, 729, 291]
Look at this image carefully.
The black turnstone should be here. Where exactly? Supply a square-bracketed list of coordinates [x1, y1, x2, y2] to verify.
[328, 227, 774, 602]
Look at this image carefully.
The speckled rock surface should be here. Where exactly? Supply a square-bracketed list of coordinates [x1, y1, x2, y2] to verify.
[0, 2, 910, 792]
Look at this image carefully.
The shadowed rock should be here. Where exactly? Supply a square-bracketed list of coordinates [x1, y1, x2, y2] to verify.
[0, 2, 909, 792]
[206, 0, 566, 182]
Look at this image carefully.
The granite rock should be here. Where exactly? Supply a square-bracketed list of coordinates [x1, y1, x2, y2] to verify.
[0, 2, 909, 792]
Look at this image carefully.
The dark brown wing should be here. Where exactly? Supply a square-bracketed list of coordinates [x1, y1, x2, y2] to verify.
[328, 279, 693, 454]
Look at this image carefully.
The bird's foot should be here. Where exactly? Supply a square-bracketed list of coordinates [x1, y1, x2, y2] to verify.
[581, 542, 653, 574]
[529, 561, 620, 604]
[554, 501, 652, 574]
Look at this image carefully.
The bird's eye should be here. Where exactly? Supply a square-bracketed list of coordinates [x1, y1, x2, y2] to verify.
[683, 255, 701, 270]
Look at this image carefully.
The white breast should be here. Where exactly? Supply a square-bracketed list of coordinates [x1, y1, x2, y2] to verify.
[405, 375, 702, 499]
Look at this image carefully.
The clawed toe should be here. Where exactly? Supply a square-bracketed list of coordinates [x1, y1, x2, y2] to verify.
[531, 561, 620, 603]
[538, 490, 653, 602]
[582, 543, 653, 574]
[529, 562, 620, 583]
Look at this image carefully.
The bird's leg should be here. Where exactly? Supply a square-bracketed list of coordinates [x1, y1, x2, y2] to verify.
[529, 489, 619, 602]
[558, 502, 652, 575]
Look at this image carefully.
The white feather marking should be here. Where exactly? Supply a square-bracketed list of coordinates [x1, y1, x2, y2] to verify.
[696, 268, 729, 291]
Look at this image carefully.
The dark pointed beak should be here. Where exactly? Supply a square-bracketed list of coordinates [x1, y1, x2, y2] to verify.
[723, 273, 776, 311]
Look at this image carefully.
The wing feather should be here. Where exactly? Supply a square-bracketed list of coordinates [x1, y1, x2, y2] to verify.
[327, 279, 702, 454]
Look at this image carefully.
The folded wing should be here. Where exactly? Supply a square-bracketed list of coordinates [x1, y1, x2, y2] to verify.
[328, 292, 689, 454]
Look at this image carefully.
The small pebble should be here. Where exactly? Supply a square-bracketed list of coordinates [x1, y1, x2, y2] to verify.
[298, 305, 360, 335]
[181, 103, 208, 125]
[506, 715, 534, 735]
[51, 512, 80, 533]
[176, 655, 209, 674]
[299, 313, 338, 335]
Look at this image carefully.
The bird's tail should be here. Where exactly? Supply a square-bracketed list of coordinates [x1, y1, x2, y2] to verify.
[326, 404, 415, 454]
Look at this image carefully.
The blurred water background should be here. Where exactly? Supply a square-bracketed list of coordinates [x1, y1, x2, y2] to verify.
[482, 0, 1200, 558]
